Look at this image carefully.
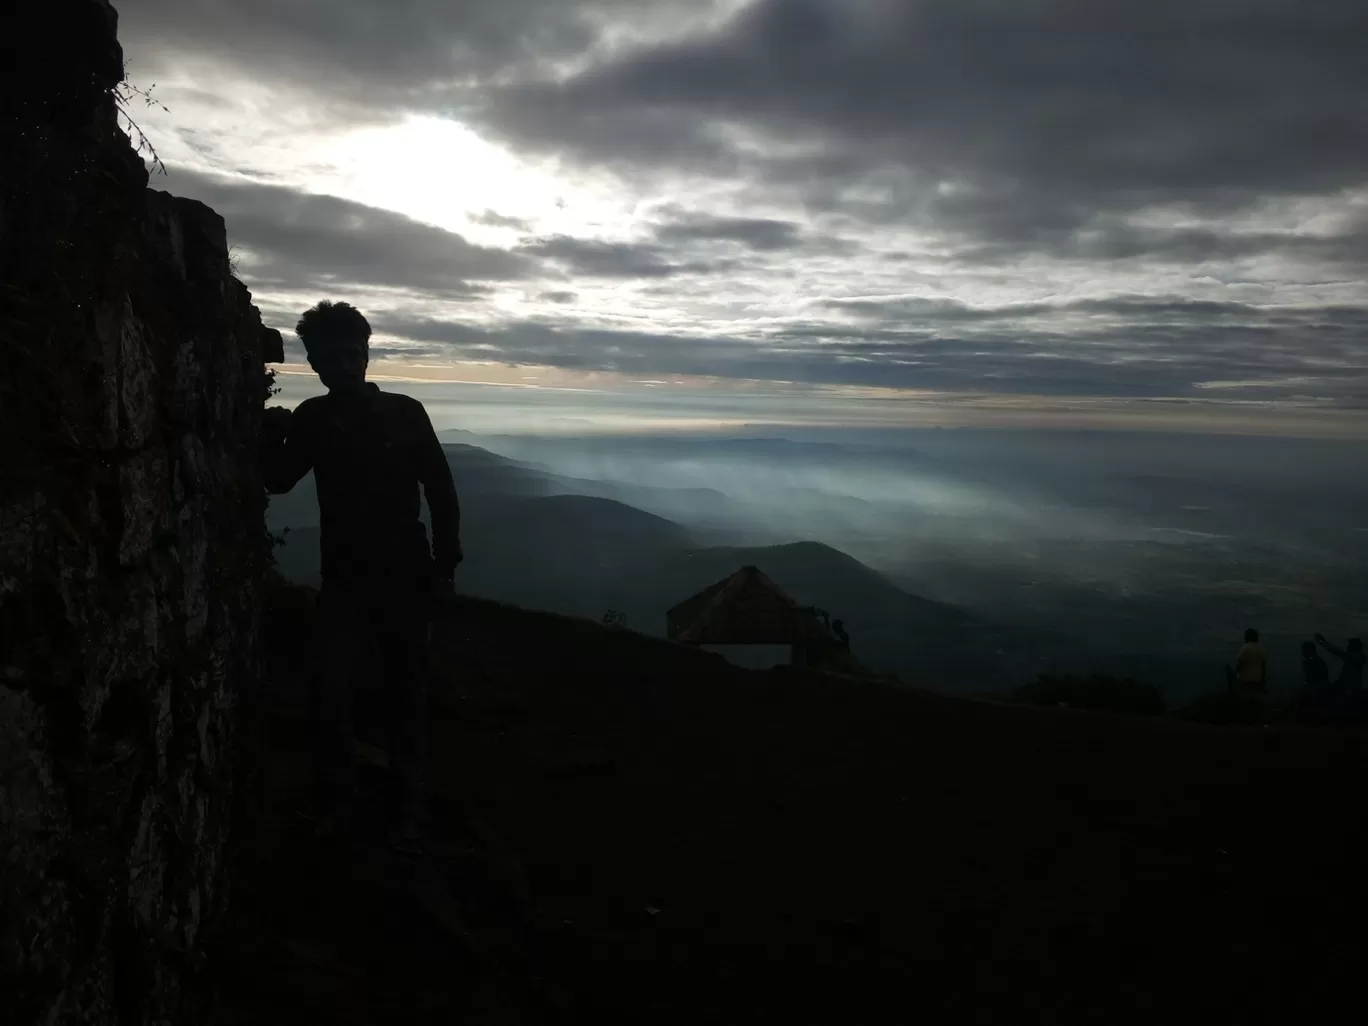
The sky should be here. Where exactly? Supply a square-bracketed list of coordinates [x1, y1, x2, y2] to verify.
[116, 0, 1368, 436]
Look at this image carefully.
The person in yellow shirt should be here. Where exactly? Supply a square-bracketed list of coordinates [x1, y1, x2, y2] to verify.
[1226, 628, 1268, 696]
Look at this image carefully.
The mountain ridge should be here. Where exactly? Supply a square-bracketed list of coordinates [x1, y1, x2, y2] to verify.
[268, 438, 1033, 689]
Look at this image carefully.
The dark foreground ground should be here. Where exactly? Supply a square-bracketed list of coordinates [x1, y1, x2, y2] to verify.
[210, 584, 1368, 1024]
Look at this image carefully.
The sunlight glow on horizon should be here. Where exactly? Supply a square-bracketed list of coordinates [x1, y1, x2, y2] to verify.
[268, 361, 1368, 439]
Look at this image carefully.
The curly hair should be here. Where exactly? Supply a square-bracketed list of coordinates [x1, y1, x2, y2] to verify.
[295, 301, 371, 358]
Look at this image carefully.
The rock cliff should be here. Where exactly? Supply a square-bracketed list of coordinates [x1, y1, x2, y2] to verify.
[1, 2, 274, 1021]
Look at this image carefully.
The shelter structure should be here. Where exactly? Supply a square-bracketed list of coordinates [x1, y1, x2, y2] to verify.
[666, 565, 837, 666]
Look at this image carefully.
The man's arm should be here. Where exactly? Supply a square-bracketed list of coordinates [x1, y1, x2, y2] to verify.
[413, 402, 462, 578]
[261, 405, 314, 494]
[1316, 634, 1347, 660]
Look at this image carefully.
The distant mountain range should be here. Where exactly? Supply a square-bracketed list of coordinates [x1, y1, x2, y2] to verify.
[268, 441, 1037, 690]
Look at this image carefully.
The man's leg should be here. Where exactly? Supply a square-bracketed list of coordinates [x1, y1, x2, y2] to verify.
[374, 585, 432, 840]
[314, 583, 368, 827]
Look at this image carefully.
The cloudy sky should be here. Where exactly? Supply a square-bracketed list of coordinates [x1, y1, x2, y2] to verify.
[116, 0, 1368, 435]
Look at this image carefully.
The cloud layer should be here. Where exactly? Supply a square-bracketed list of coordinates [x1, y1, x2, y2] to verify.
[117, 0, 1368, 422]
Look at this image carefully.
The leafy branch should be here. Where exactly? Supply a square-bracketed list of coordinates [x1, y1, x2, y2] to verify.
[114, 79, 169, 176]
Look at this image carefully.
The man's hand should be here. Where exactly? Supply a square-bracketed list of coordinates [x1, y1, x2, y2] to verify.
[429, 543, 461, 603]
[431, 563, 457, 603]
[432, 574, 456, 603]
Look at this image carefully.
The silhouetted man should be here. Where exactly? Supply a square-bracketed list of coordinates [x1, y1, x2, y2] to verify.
[262, 301, 462, 855]
[832, 619, 851, 654]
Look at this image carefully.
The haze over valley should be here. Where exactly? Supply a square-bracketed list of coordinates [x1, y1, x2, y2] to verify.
[268, 422, 1368, 701]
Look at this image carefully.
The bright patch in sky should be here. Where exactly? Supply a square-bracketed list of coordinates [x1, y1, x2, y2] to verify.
[317, 115, 627, 243]
[138, 76, 631, 245]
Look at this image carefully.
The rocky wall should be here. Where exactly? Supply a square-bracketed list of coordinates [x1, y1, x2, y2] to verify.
[1, 2, 274, 1021]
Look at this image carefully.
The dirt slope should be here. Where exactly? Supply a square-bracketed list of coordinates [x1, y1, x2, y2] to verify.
[216, 584, 1368, 1024]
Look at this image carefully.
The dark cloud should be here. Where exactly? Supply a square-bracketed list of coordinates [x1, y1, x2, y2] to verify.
[823, 294, 1368, 330]
[160, 166, 532, 297]
[538, 290, 579, 304]
[367, 344, 443, 360]
[957, 217, 1368, 267]
[117, 0, 663, 97]
[372, 301, 1368, 406]
[516, 233, 729, 278]
[653, 212, 803, 251]
[479, 0, 1368, 255]
[374, 314, 787, 377]
[822, 296, 1051, 323]
[123, 0, 1368, 264]
[470, 209, 534, 231]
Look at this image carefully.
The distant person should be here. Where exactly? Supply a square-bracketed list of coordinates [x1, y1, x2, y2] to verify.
[832, 619, 851, 654]
[1225, 628, 1267, 697]
[1301, 641, 1331, 688]
[262, 300, 462, 856]
[1299, 641, 1333, 719]
[1315, 634, 1365, 699]
[1300, 640, 1331, 692]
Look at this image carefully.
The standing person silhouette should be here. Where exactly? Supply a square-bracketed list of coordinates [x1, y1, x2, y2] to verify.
[1225, 628, 1267, 699]
[262, 301, 462, 855]
[1315, 634, 1365, 720]
[1299, 640, 1333, 717]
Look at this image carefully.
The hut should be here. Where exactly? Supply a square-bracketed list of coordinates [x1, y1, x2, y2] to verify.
[666, 565, 835, 666]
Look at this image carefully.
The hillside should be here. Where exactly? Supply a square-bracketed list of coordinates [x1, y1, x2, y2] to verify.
[268, 442, 1030, 688]
[272, 525, 1025, 687]
[439, 443, 733, 524]
[457, 494, 697, 615]
[620, 540, 1032, 686]
[468, 493, 693, 553]
[268, 443, 717, 597]
[217, 577, 1368, 1025]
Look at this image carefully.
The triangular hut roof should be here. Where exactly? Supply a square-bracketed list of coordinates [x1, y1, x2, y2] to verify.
[666, 565, 831, 645]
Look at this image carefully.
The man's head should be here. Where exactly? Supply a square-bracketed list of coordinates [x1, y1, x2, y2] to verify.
[1302, 641, 1317, 657]
[1245, 628, 1260, 643]
[297, 301, 370, 393]
[1350, 638, 1365, 655]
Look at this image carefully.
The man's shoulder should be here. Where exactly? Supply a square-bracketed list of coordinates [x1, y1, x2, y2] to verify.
[374, 389, 433, 424]
[374, 388, 423, 408]
[294, 394, 328, 415]
[289, 395, 328, 428]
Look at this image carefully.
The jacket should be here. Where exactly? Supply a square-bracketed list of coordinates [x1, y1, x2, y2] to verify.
[262, 383, 461, 585]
